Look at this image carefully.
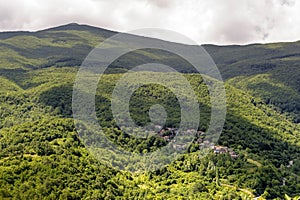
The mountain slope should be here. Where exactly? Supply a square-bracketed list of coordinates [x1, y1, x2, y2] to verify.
[0, 23, 299, 121]
[0, 24, 299, 199]
[0, 66, 299, 199]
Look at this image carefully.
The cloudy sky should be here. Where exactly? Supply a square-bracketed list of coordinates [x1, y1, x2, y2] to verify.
[0, 0, 299, 45]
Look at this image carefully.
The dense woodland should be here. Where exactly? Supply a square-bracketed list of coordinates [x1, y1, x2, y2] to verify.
[0, 23, 299, 199]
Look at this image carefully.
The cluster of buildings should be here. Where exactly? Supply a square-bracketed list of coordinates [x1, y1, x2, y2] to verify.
[155, 126, 239, 159]
[198, 137, 239, 159]
[212, 145, 239, 158]
[156, 126, 176, 142]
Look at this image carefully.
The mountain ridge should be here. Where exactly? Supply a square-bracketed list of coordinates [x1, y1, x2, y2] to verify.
[1, 23, 299, 46]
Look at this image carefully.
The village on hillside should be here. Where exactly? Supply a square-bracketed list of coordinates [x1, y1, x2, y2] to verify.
[155, 125, 239, 159]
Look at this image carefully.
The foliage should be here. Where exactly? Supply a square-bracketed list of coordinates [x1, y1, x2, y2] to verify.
[0, 24, 299, 199]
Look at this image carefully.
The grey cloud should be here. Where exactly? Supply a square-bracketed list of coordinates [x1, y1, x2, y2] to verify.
[146, 0, 173, 8]
[0, 0, 299, 45]
[279, 0, 295, 6]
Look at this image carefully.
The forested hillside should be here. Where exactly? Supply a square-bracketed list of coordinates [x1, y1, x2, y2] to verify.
[0, 24, 299, 199]
[0, 23, 299, 122]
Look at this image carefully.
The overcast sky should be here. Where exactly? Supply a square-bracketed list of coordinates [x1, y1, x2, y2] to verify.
[0, 0, 299, 45]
